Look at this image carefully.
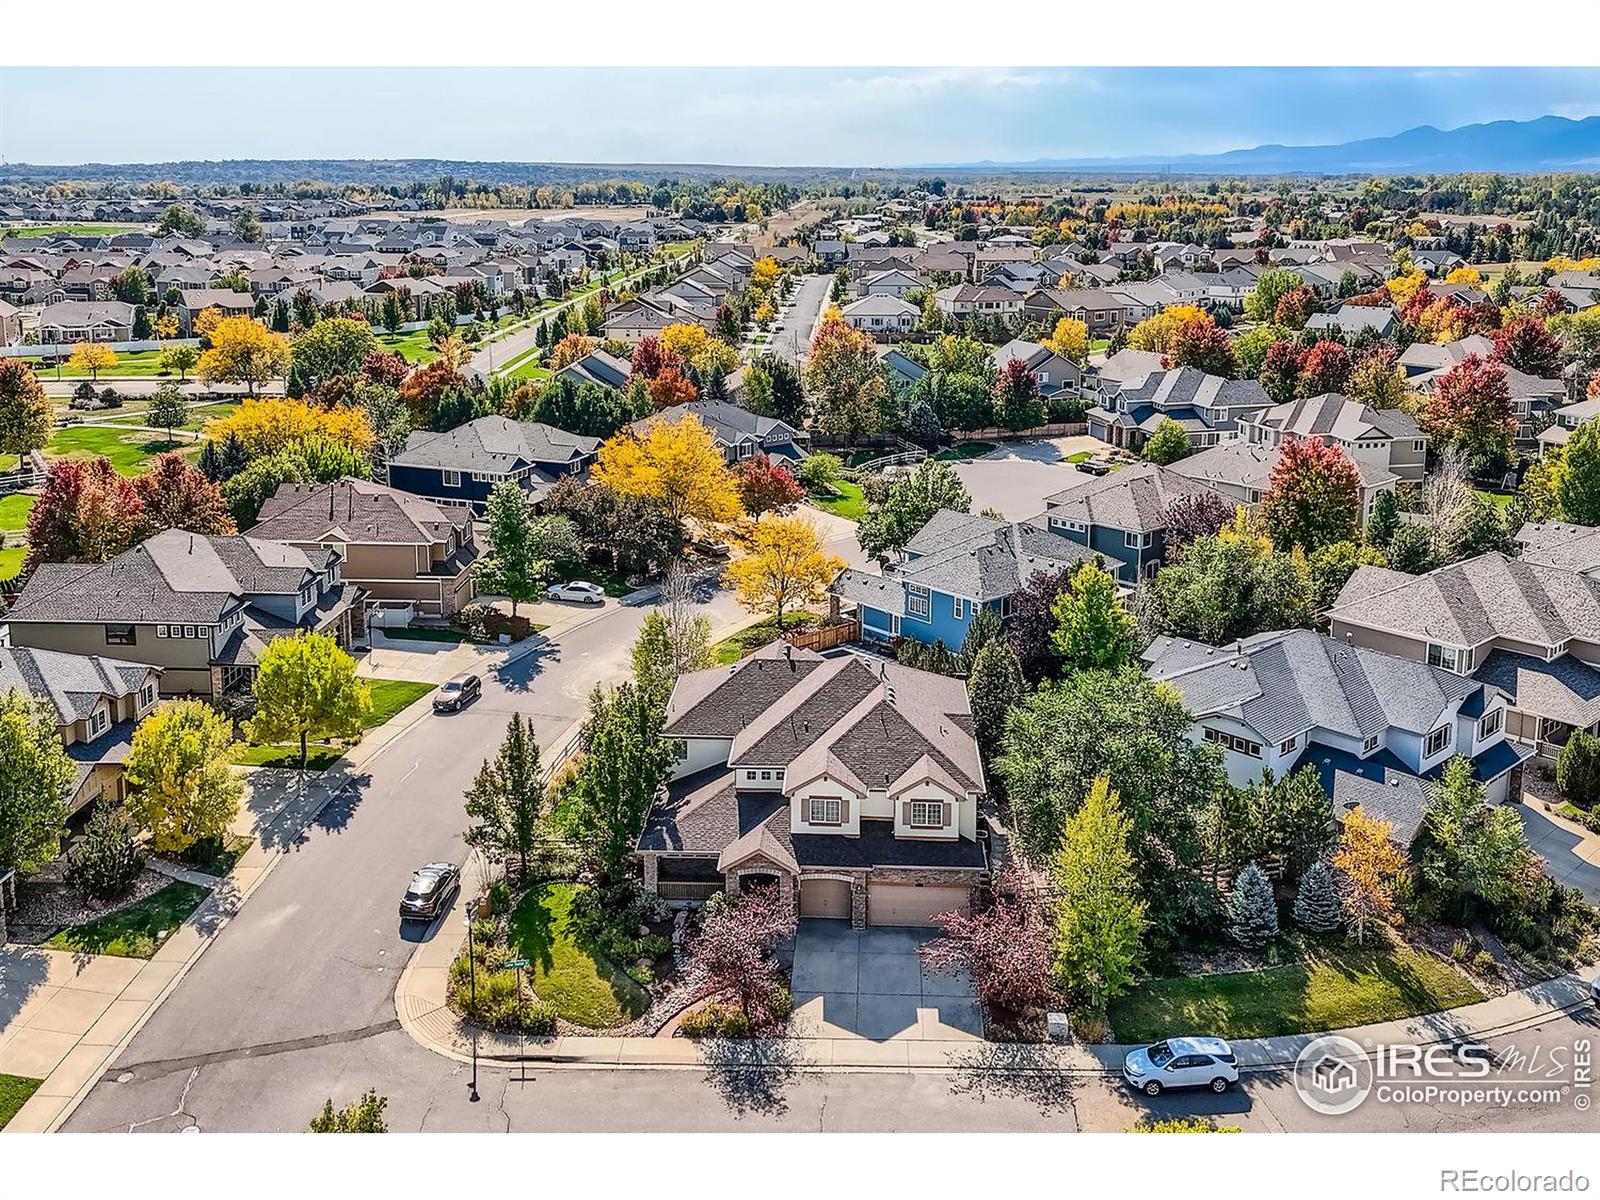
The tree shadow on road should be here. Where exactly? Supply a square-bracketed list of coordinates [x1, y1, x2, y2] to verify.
[697, 1037, 801, 1119]
[947, 1041, 1082, 1118]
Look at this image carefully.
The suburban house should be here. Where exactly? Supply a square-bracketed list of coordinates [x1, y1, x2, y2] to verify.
[247, 479, 480, 619]
[35, 300, 136, 344]
[0, 646, 163, 817]
[1535, 399, 1599, 458]
[0, 297, 22, 344]
[636, 643, 989, 927]
[1039, 463, 1231, 583]
[1304, 304, 1398, 338]
[552, 348, 632, 391]
[1239, 393, 1428, 483]
[1516, 521, 1600, 578]
[387, 416, 600, 513]
[2, 529, 364, 699]
[934, 283, 1024, 320]
[174, 288, 257, 334]
[829, 509, 1100, 648]
[1168, 439, 1398, 519]
[1397, 334, 1495, 378]
[1328, 552, 1600, 762]
[632, 399, 807, 465]
[992, 338, 1082, 398]
[840, 295, 918, 339]
[854, 268, 925, 299]
[1023, 287, 1132, 336]
[1143, 629, 1528, 839]
[1086, 365, 1273, 451]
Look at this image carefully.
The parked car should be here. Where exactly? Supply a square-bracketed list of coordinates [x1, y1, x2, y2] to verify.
[432, 672, 481, 713]
[546, 580, 606, 605]
[1075, 459, 1111, 476]
[399, 862, 461, 922]
[1123, 1037, 1239, 1096]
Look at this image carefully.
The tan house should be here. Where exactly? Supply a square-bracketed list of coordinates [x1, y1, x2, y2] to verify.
[0, 647, 162, 816]
[636, 644, 990, 927]
[1328, 552, 1600, 761]
[3, 529, 364, 699]
[1239, 393, 1428, 483]
[248, 478, 479, 619]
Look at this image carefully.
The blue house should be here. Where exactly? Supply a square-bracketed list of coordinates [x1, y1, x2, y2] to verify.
[829, 510, 1101, 649]
[386, 416, 600, 515]
[1040, 462, 1231, 585]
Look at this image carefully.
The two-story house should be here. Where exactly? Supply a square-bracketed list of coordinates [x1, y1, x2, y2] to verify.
[1169, 438, 1397, 521]
[1039, 463, 1231, 584]
[1086, 366, 1273, 452]
[2, 529, 363, 699]
[387, 416, 600, 514]
[636, 644, 989, 927]
[1143, 629, 1529, 840]
[1534, 401, 1598, 459]
[631, 399, 808, 465]
[840, 295, 918, 340]
[992, 338, 1082, 399]
[934, 283, 1024, 320]
[248, 479, 480, 619]
[1238, 393, 1428, 483]
[828, 509, 1100, 648]
[1328, 552, 1600, 762]
[0, 647, 163, 816]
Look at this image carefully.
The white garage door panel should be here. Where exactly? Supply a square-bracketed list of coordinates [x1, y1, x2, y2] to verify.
[800, 877, 852, 919]
[868, 883, 970, 927]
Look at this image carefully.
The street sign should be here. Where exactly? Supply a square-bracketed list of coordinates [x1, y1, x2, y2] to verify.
[504, 958, 530, 970]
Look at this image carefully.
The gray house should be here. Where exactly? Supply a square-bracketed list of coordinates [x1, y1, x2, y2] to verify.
[1039, 463, 1231, 584]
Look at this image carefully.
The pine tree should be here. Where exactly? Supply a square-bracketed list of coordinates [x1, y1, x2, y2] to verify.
[1227, 862, 1280, 949]
[464, 714, 545, 883]
[966, 639, 1024, 754]
[1293, 859, 1343, 934]
[1366, 488, 1399, 549]
[65, 796, 146, 901]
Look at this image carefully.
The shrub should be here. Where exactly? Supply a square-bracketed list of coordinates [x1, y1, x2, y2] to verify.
[483, 611, 534, 641]
[679, 1002, 731, 1038]
[1072, 1010, 1112, 1043]
[1556, 803, 1600, 834]
[309, 1089, 388, 1133]
[487, 877, 512, 914]
[1472, 949, 1499, 977]
[519, 999, 558, 1036]
[1556, 733, 1600, 809]
[65, 797, 146, 901]
[1450, 937, 1470, 962]
[470, 917, 499, 949]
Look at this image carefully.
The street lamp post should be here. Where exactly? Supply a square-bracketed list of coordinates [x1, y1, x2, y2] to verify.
[462, 907, 479, 1103]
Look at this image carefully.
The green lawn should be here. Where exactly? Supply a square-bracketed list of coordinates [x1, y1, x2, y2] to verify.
[47, 425, 185, 476]
[365, 679, 437, 725]
[3, 223, 135, 239]
[1065, 451, 1094, 464]
[0, 545, 24, 580]
[1109, 941, 1486, 1043]
[712, 611, 819, 665]
[236, 679, 433, 769]
[233, 743, 348, 770]
[507, 883, 651, 1028]
[45, 882, 210, 959]
[377, 330, 440, 365]
[1474, 489, 1514, 510]
[808, 480, 866, 522]
[101, 398, 240, 432]
[0, 1074, 43, 1130]
[0, 493, 34, 532]
[932, 441, 997, 461]
[45, 349, 182, 378]
[175, 834, 253, 878]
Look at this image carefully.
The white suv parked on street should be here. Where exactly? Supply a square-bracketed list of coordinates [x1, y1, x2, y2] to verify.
[1123, 1036, 1239, 1096]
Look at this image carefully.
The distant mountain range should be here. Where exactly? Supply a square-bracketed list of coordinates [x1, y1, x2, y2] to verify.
[923, 115, 1600, 175]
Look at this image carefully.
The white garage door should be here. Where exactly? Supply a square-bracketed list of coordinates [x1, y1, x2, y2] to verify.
[800, 877, 852, 919]
[867, 883, 970, 927]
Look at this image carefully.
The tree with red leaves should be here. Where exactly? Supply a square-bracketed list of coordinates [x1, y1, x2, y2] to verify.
[689, 883, 797, 1028]
[1166, 317, 1238, 377]
[1345, 285, 1392, 308]
[361, 349, 410, 389]
[1274, 286, 1317, 330]
[1163, 490, 1235, 560]
[1259, 436, 1362, 553]
[1007, 564, 1077, 682]
[24, 457, 146, 571]
[735, 454, 805, 520]
[1296, 340, 1352, 398]
[1492, 315, 1562, 379]
[991, 356, 1045, 431]
[628, 335, 682, 382]
[1534, 290, 1567, 320]
[1258, 339, 1304, 404]
[1424, 354, 1517, 476]
[646, 365, 698, 409]
[1463, 300, 1503, 336]
[919, 866, 1055, 1018]
[132, 452, 236, 538]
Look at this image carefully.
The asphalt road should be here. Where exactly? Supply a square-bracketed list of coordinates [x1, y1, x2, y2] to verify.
[763, 273, 833, 365]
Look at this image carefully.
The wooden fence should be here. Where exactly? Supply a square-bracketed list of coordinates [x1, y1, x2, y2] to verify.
[784, 618, 859, 653]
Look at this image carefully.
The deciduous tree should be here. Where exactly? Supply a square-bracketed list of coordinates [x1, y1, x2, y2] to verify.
[1492, 315, 1562, 379]
[0, 689, 74, 874]
[1166, 317, 1237, 377]
[198, 317, 291, 395]
[247, 633, 372, 774]
[147, 382, 189, 446]
[804, 317, 889, 442]
[133, 452, 235, 537]
[966, 637, 1025, 753]
[1141, 417, 1192, 465]
[0, 357, 53, 461]
[1259, 436, 1362, 553]
[24, 457, 146, 570]
[464, 714, 545, 882]
[726, 514, 844, 625]
[68, 342, 118, 382]
[992, 358, 1045, 431]
[1147, 514, 1314, 644]
[592, 415, 742, 525]
[857, 459, 970, 558]
[688, 884, 796, 1026]
[1053, 777, 1148, 1010]
[1043, 316, 1089, 363]
[734, 453, 805, 519]
[476, 483, 581, 616]
[158, 344, 200, 381]
[920, 866, 1055, 1016]
[1331, 806, 1408, 943]
[1423, 354, 1516, 476]
[125, 700, 244, 854]
[291, 317, 379, 394]
[1050, 560, 1135, 672]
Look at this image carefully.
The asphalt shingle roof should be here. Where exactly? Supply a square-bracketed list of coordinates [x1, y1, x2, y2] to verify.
[0, 647, 156, 725]
[1042, 462, 1226, 533]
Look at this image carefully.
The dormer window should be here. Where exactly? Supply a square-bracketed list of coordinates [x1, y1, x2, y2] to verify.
[1426, 643, 1461, 673]
[808, 797, 842, 825]
[909, 801, 944, 828]
[1362, 735, 1380, 754]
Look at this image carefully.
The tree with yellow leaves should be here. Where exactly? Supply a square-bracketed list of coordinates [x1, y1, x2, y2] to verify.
[1445, 265, 1484, 286]
[753, 300, 775, 327]
[193, 306, 226, 341]
[1043, 316, 1090, 363]
[67, 342, 118, 381]
[204, 396, 373, 457]
[592, 413, 742, 525]
[1126, 305, 1212, 356]
[751, 256, 780, 290]
[1331, 805, 1408, 944]
[725, 514, 845, 626]
[659, 321, 739, 376]
[198, 317, 291, 395]
[154, 312, 180, 340]
[1385, 270, 1429, 307]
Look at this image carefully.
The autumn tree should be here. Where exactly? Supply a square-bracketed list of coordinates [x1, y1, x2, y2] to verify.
[0, 689, 75, 874]
[0, 357, 53, 461]
[1166, 317, 1237, 377]
[1273, 286, 1316, 330]
[992, 357, 1045, 431]
[1043, 316, 1089, 363]
[463, 714, 545, 883]
[125, 700, 245, 854]
[247, 633, 372, 774]
[857, 458, 971, 559]
[1331, 806, 1408, 943]
[919, 867, 1054, 1017]
[804, 316, 889, 442]
[592, 414, 742, 525]
[199, 317, 291, 395]
[132, 452, 236, 537]
[1257, 339, 1304, 404]
[1053, 777, 1148, 1011]
[1259, 436, 1362, 553]
[68, 342, 118, 381]
[1245, 269, 1305, 323]
[735, 453, 804, 519]
[24, 457, 145, 570]
[147, 382, 189, 446]
[1422, 354, 1516, 475]
[1348, 346, 1409, 409]
[549, 332, 600, 370]
[1162, 491, 1235, 559]
[1492, 315, 1562, 379]
[203, 396, 373, 458]
[1147, 514, 1314, 643]
[688, 884, 797, 1027]
[1295, 340, 1351, 398]
[158, 344, 200, 381]
[726, 514, 844, 626]
[645, 365, 698, 409]
[1127, 305, 1211, 356]
[1050, 560, 1135, 673]
[1007, 565, 1076, 681]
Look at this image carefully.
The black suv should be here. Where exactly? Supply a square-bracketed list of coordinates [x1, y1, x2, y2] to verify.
[399, 862, 461, 922]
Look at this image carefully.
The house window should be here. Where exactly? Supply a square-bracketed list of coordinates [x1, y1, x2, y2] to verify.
[1477, 709, 1503, 741]
[809, 797, 842, 825]
[1363, 735, 1380, 754]
[1426, 643, 1461, 673]
[141, 682, 157, 707]
[1247, 489, 1262, 504]
[184, 625, 197, 639]
[909, 800, 944, 828]
[906, 585, 930, 619]
[89, 709, 108, 737]
[156, 625, 168, 638]
[441, 470, 461, 488]
[1424, 724, 1452, 758]
[953, 597, 967, 620]
[1123, 530, 1153, 549]
[105, 624, 136, 646]
[1202, 728, 1261, 758]
[760, 770, 772, 781]
[1278, 736, 1298, 756]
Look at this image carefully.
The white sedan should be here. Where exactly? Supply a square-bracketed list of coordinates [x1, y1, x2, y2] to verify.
[546, 580, 606, 605]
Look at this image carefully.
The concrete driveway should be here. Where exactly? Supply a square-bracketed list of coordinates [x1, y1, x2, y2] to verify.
[1516, 803, 1600, 903]
[948, 436, 1113, 521]
[787, 920, 982, 1043]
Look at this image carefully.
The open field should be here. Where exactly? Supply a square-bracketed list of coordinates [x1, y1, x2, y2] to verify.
[1, 223, 138, 238]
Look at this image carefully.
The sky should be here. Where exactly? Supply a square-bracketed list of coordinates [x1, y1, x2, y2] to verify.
[2, 67, 1597, 167]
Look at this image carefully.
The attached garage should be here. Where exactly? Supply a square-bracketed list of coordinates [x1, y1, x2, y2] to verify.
[867, 882, 971, 927]
[800, 877, 852, 919]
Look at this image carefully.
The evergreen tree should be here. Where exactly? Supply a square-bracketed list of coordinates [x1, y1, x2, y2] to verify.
[1366, 487, 1400, 549]
[1227, 862, 1279, 949]
[1293, 860, 1344, 934]
[65, 796, 146, 901]
[966, 639, 1024, 754]
[463, 715, 545, 883]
